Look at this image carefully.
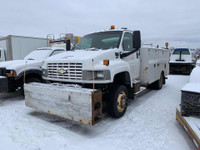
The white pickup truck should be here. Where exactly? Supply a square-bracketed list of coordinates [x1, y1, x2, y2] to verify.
[25, 27, 169, 125]
[0, 47, 65, 93]
[169, 48, 195, 74]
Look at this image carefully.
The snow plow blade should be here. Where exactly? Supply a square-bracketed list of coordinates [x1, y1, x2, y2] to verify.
[24, 83, 102, 125]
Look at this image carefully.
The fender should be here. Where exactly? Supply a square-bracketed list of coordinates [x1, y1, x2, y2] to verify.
[16, 69, 42, 80]
[113, 71, 131, 85]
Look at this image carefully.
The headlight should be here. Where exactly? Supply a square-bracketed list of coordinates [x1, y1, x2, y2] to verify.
[42, 69, 48, 77]
[6, 70, 17, 77]
[83, 70, 110, 80]
[96, 72, 105, 79]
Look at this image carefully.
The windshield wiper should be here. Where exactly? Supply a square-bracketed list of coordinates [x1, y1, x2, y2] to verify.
[27, 58, 35, 60]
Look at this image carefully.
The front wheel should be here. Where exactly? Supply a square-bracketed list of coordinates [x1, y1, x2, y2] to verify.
[108, 85, 128, 118]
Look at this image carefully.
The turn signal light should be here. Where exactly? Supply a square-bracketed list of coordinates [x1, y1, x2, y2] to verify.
[110, 25, 115, 29]
[49, 40, 52, 43]
[7, 70, 17, 77]
[103, 60, 109, 66]
[66, 37, 70, 40]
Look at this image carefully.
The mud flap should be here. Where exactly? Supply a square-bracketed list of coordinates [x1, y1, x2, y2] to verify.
[25, 83, 102, 125]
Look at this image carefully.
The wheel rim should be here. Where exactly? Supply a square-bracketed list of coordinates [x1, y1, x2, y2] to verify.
[117, 91, 127, 112]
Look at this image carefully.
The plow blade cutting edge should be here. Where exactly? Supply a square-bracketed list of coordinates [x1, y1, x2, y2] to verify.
[24, 83, 102, 125]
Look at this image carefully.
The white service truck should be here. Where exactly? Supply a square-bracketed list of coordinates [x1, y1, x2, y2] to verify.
[25, 27, 169, 125]
[0, 35, 49, 62]
[0, 47, 65, 93]
[169, 48, 195, 74]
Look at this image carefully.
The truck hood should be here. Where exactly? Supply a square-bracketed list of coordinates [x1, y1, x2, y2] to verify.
[0, 60, 42, 70]
[45, 49, 119, 62]
[43, 49, 120, 70]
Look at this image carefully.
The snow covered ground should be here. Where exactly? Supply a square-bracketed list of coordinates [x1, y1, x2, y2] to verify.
[0, 75, 197, 150]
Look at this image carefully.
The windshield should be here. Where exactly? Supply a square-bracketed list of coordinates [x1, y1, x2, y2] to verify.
[173, 48, 190, 55]
[74, 31, 122, 50]
[24, 50, 51, 60]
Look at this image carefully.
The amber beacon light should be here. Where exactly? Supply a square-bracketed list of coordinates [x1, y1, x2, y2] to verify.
[110, 25, 115, 29]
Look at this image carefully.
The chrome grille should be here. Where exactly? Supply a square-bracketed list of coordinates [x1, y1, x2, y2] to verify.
[47, 63, 83, 80]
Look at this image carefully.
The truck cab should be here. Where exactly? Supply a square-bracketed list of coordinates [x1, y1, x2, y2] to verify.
[42, 29, 141, 86]
[0, 48, 6, 62]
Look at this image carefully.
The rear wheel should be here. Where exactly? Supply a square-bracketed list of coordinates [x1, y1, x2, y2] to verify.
[108, 85, 128, 118]
[148, 72, 164, 90]
[155, 72, 164, 90]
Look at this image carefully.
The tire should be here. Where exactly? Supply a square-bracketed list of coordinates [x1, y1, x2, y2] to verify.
[163, 75, 166, 85]
[26, 78, 41, 83]
[154, 72, 164, 90]
[107, 85, 128, 118]
[21, 77, 41, 95]
[186, 65, 192, 75]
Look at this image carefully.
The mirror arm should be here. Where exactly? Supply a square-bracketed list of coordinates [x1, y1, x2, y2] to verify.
[120, 48, 139, 58]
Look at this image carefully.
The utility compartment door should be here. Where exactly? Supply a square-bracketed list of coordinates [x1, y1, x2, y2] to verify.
[140, 48, 169, 85]
[147, 48, 157, 83]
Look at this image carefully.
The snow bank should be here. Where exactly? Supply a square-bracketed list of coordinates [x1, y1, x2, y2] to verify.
[182, 66, 200, 93]
[0, 75, 195, 150]
[196, 60, 200, 66]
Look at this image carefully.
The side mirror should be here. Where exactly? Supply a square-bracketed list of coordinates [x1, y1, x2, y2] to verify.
[133, 31, 141, 49]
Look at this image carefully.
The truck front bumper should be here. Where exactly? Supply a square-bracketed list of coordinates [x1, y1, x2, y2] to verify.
[25, 83, 102, 125]
[0, 76, 8, 93]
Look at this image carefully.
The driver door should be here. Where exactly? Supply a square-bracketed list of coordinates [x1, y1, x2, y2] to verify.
[122, 32, 140, 80]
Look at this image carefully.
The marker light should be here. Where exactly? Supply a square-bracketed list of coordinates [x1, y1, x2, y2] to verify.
[49, 40, 52, 43]
[66, 37, 70, 40]
[103, 60, 109, 66]
[110, 25, 115, 29]
[6, 70, 17, 77]
[165, 42, 169, 46]
[76, 37, 82, 43]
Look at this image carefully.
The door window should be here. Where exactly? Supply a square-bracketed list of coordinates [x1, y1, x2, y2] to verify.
[123, 32, 133, 51]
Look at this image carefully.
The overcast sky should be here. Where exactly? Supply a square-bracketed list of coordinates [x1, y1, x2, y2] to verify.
[0, 0, 200, 48]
